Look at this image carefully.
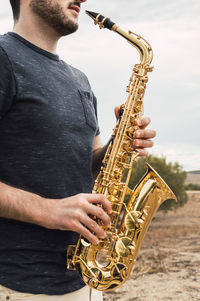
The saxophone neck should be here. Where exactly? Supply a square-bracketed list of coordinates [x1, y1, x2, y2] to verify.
[85, 10, 153, 66]
[115, 27, 153, 67]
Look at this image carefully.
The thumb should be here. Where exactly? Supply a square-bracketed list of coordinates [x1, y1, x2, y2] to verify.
[114, 106, 120, 120]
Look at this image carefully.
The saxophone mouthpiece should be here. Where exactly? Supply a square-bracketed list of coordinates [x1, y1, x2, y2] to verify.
[85, 10, 98, 20]
[85, 10, 116, 30]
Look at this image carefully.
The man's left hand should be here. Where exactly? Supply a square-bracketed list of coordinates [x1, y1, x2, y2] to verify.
[114, 107, 156, 157]
[134, 117, 156, 156]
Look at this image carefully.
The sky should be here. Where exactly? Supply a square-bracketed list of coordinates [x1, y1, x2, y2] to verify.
[0, 0, 200, 171]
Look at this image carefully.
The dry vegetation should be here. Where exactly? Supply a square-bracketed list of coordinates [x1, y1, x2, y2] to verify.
[185, 172, 200, 185]
[104, 191, 200, 301]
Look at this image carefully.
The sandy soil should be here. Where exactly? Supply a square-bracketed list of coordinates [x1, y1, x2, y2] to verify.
[103, 191, 200, 301]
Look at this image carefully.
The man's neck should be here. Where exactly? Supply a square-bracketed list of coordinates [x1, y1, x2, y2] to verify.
[13, 16, 60, 54]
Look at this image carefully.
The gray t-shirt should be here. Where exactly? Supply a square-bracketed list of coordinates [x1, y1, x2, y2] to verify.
[0, 32, 100, 295]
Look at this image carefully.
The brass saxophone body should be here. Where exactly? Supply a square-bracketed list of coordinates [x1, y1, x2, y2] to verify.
[67, 11, 177, 291]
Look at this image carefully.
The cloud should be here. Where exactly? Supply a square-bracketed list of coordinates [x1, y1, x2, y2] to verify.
[84, 0, 200, 24]
[151, 143, 200, 171]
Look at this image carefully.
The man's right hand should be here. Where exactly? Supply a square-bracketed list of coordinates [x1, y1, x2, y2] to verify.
[43, 194, 112, 245]
[0, 182, 111, 245]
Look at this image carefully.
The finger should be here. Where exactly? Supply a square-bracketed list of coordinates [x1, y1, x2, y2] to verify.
[135, 139, 154, 148]
[86, 194, 112, 214]
[135, 148, 148, 157]
[75, 222, 99, 245]
[87, 204, 111, 227]
[137, 117, 151, 129]
[80, 215, 106, 240]
[135, 129, 156, 139]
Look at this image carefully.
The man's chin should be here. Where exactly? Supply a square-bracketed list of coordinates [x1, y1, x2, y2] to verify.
[55, 22, 79, 37]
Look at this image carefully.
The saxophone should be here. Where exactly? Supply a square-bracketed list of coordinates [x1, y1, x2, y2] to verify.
[67, 11, 177, 291]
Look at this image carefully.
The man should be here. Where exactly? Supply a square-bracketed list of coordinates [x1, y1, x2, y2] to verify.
[0, 0, 156, 300]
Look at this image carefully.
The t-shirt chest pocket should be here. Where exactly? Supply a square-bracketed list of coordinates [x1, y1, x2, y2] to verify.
[78, 89, 98, 132]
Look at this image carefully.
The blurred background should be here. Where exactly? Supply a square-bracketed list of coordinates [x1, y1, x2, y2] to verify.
[1, 0, 199, 171]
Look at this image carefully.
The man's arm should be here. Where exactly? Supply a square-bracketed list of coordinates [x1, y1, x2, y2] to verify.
[92, 135, 111, 179]
[0, 181, 47, 225]
[0, 182, 111, 245]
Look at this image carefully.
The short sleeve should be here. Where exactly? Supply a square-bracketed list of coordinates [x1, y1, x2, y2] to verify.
[92, 92, 100, 136]
[0, 46, 16, 118]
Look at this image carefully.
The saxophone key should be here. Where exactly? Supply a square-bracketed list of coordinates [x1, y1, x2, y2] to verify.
[111, 263, 127, 279]
[110, 210, 120, 216]
[115, 237, 135, 257]
[107, 182, 120, 196]
[125, 213, 144, 232]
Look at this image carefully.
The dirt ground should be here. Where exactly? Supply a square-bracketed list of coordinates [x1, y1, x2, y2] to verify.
[103, 191, 200, 301]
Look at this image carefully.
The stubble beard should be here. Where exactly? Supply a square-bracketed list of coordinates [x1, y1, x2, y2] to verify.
[30, 0, 79, 37]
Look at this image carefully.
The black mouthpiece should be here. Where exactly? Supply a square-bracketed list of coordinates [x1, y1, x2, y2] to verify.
[85, 10, 115, 30]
